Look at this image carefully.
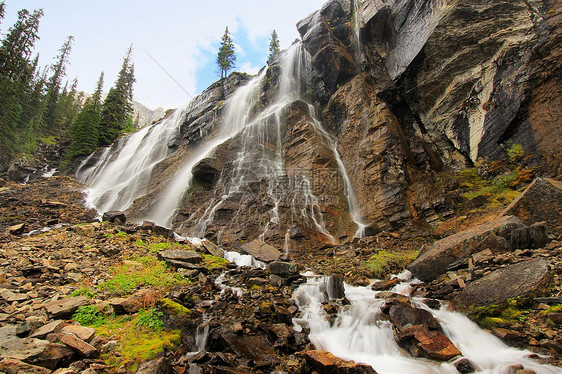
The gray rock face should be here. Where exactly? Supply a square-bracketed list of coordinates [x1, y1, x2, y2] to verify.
[408, 216, 525, 282]
[455, 258, 551, 308]
[241, 240, 282, 263]
[157, 250, 203, 266]
[0, 326, 50, 361]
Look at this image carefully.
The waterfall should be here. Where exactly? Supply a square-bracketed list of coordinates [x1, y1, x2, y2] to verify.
[293, 273, 561, 374]
[76, 105, 189, 214]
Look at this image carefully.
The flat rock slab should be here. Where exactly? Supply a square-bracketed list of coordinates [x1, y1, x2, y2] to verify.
[408, 216, 524, 282]
[30, 320, 65, 339]
[59, 332, 98, 358]
[501, 178, 562, 234]
[157, 250, 203, 265]
[0, 358, 51, 374]
[0, 289, 30, 302]
[61, 325, 96, 342]
[136, 357, 172, 374]
[202, 240, 225, 258]
[44, 296, 90, 318]
[0, 326, 50, 361]
[303, 350, 378, 374]
[241, 239, 282, 263]
[455, 258, 551, 309]
[222, 334, 275, 362]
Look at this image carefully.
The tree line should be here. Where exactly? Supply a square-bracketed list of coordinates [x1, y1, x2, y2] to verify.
[0, 2, 136, 168]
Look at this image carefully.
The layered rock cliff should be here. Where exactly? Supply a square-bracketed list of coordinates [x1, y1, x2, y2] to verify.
[77, 0, 561, 251]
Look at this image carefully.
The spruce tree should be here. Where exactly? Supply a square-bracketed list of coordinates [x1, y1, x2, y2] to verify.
[42, 35, 74, 133]
[216, 27, 236, 79]
[268, 30, 280, 64]
[97, 46, 135, 147]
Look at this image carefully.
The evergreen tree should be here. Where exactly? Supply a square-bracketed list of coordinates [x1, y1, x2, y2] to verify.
[268, 30, 280, 64]
[216, 27, 236, 79]
[42, 35, 74, 133]
[64, 71, 104, 163]
[97, 46, 135, 147]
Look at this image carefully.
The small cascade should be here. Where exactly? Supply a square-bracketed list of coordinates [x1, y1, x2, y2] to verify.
[352, 0, 363, 65]
[293, 272, 561, 374]
[76, 105, 189, 213]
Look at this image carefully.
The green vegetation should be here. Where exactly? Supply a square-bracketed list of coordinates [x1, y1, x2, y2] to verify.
[134, 239, 146, 247]
[202, 254, 229, 269]
[268, 29, 280, 64]
[365, 250, 418, 279]
[506, 142, 526, 163]
[148, 241, 170, 253]
[95, 313, 181, 372]
[98, 256, 188, 296]
[72, 305, 106, 327]
[472, 303, 531, 329]
[217, 26, 236, 79]
[69, 287, 97, 299]
[135, 308, 164, 330]
[159, 298, 190, 316]
[115, 231, 128, 238]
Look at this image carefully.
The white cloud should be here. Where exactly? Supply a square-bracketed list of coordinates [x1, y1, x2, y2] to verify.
[239, 62, 262, 75]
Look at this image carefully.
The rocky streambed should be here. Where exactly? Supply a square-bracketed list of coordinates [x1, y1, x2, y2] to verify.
[0, 176, 561, 374]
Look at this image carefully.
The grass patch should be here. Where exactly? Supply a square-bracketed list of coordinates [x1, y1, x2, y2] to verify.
[134, 239, 146, 247]
[148, 242, 170, 253]
[72, 305, 106, 327]
[365, 250, 418, 279]
[69, 287, 97, 299]
[98, 256, 188, 296]
[95, 313, 181, 372]
[135, 308, 164, 330]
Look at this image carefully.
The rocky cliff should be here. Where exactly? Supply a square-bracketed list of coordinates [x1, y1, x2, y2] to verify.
[78, 0, 561, 252]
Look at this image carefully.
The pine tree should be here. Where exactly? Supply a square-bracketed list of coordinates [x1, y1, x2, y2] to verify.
[97, 46, 135, 147]
[268, 30, 280, 64]
[216, 27, 236, 79]
[42, 35, 74, 133]
[64, 71, 104, 163]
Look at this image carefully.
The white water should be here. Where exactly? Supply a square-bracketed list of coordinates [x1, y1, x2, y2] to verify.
[293, 272, 561, 374]
[76, 105, 189, 213]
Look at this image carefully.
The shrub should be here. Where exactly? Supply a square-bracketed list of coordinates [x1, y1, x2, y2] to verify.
[506, 142, 526, 163]
[135, 308, 164, 330]
[73, 305, 105, 326]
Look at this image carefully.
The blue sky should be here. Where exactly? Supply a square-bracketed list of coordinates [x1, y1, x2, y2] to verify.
[2, 1, 326, 110]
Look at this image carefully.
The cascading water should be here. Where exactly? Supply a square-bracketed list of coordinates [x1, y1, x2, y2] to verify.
[293, 272, 561, 374]
[76, 105, 189, 214]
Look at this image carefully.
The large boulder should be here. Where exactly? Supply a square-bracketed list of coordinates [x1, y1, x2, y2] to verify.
[408, 216, 524, 282]
[157, 250, 203, 268]
[302, 350, 378, 374]
[455, 257, 552, 309]
[501, 178, 562, 235]
[44, 296, 91, 319]
[102, 210, 126, 224]
[240, 239, 282, 263]
[395, 325, 461, 361]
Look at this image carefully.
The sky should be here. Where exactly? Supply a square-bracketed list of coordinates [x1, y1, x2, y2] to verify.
[2, 1, 326, 110]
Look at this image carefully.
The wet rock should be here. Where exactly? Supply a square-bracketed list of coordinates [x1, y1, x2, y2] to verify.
[202, 239, 225, 258]
[192, 158, 221, 188]
[44, 296, 91, 318]
[396, 325, 461, 361]
[388, 304, 439, 331]
[456, 258, 551, 309]
[326, 276, 345, 299]
[268, 261, 299, 278]
[302, 350, 378, 373]
[454, 357, 476, 373]
[0, 358, 51, 374]
[371, 278, 399, 291]
[136, 357, 172, 374]
[409, 216, 525, 282]
[221, 334, 275, 362]
[30, 320, 65, 339]
[241, 239, 282, 263]
[501, 178, 562, 234]
[101, 210, 126, 224]
[59, 332, 99, 358]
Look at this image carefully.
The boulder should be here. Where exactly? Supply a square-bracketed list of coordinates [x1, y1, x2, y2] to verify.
[44, 296, 91, 318]
[136, 357, 172, 374]
[202, 239, 225, 258]
[408, 216, 524, 282]
[101, 210, 126, 224]
[157, 250, 203, 267]
[268, 261, 299, 278]
[396, 325, 461, 361]
[455, 258, 551, 309]
[241, 239, 282, 263]
[0, 326, 50, 362]
[61, 325, 96, 342]
[30, 320, 65, 339]
[371, 279, 400, 291]
[501, 178, 562, 234]
[388, 304, 439, 331]
[110, 289, 162, 314]
[26, 343, 75, 370]
[302, 350, 378, 374]
[58, 332, 99, 358]
[221, 334, 275, 362]
[0, 358, 51, 374]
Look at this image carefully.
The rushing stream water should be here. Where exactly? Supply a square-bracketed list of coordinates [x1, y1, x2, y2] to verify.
[293, 271, 561, 374]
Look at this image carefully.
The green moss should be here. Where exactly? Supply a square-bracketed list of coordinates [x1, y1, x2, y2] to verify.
[202, 254, 229, 269]
[98, 256, 188, 296]
[479, 316, 507, 329]
[365, 250, 418, 279]
[134, 239, 146, 247]
[38, 135, 57, 146]
[69, 287, 97, 299]
[159, 298, 191, 316]
[115, 231, 128, 238]
[96, 314, 181, 372]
